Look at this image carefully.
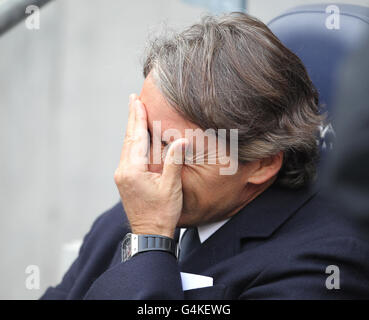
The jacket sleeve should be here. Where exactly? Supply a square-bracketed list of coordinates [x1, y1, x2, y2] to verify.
[83, 251, 184, 300]
[40, 201, 184, 300]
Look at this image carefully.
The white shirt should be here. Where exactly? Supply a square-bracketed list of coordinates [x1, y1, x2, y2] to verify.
[179, 218, 230, 244]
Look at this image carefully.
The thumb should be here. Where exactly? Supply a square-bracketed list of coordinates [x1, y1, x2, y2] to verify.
[161, 138, 189, 185]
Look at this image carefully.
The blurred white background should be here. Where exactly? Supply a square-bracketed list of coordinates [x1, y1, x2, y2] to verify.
[0, 0, 368, 299]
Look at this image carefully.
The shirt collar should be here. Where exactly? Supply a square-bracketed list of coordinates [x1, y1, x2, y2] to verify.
[179, 218, 230, 244]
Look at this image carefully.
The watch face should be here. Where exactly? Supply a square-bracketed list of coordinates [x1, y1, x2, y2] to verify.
[122, 234, 132, 262]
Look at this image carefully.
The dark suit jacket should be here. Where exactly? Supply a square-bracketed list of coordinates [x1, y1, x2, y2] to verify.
[41, 183, 369, 299]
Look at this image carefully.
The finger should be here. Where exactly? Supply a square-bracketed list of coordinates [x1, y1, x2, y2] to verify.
[119, 94, 138, 163]
[125, 94, 138, 138]
[129, 100, 149, 171]
[134, 99, 148, 136]
[161, 138, 189, 186]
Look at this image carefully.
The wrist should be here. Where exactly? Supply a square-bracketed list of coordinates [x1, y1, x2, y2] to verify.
[131, 227, 175, 239]
[122, 233, 178, 262]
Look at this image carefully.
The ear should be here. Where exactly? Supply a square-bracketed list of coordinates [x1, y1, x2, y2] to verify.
[248, 152, 284, 185]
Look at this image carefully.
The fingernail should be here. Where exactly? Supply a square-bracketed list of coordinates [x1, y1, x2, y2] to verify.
[135, 99, 142, 108]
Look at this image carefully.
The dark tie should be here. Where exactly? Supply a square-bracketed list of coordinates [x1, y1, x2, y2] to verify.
[178, 227, 201, 262]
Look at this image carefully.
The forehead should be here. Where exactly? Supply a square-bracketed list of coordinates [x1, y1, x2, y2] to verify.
[139, 75, 198, 135]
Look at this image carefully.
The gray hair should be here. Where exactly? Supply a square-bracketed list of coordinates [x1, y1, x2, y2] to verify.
[143, 12, 322, 188]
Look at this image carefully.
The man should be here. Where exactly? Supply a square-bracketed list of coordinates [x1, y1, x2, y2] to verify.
[41, 13, 369, 300]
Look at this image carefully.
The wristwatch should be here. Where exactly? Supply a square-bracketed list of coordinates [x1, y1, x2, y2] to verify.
[121, 233, 178, 262]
